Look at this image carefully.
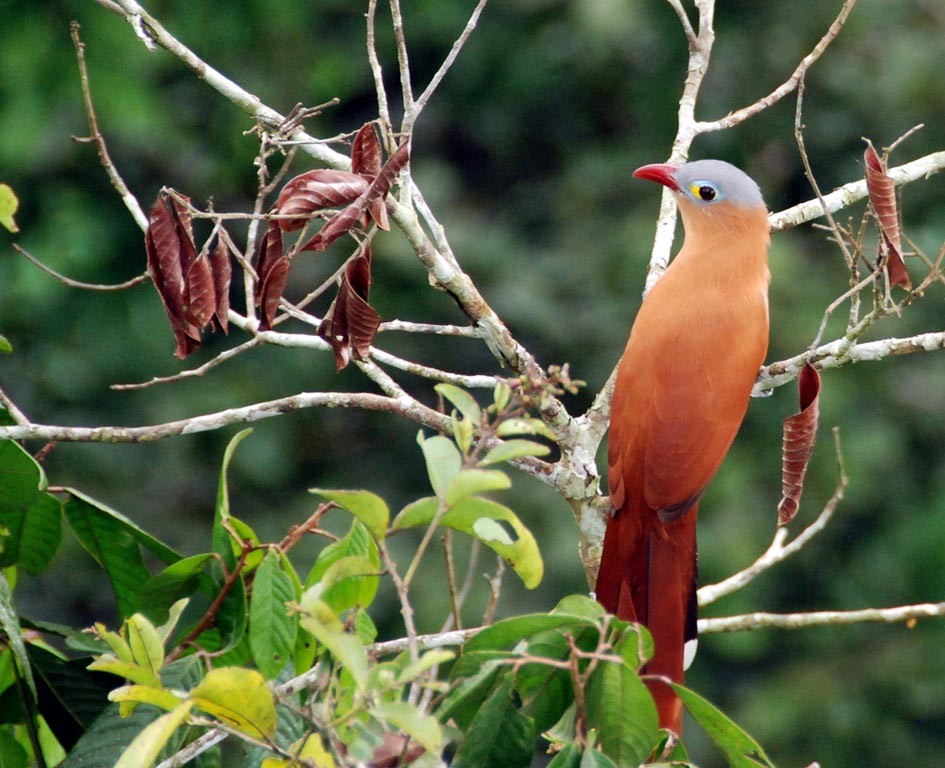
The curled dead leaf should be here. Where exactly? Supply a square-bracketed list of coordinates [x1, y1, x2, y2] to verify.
[864, 139, 911, 289]
[778, 363, 821, 525]
[275, 169, 370, 232]
[318, 246, 381, 370]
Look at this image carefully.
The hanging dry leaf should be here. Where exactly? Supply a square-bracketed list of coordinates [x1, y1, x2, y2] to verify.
[864, 139, 911, 289]
[778, 363, 821, 525]
[210, 234, 231, 333]
[302, 143, 409, 252]
[351, 122, 389, 229]
[318, 246, 381, 370]
[254, 222, 288, 331]
[275, 169, 370, 232]
[145, 190, 202, 358]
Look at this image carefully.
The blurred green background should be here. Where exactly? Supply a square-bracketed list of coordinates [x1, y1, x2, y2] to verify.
[2, 0, 945, 764]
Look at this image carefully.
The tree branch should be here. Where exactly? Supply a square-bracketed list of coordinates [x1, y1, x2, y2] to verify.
[700, 601, 945, 634]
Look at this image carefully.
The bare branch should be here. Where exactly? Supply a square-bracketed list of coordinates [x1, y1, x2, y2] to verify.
[700, 601, 945, 634]
[770, 150, 945, 232]
[110, 338, 264, 391]
[695, 0, 858, 133]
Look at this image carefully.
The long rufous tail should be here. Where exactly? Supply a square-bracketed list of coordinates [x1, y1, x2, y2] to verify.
[595, 500, 699, 734]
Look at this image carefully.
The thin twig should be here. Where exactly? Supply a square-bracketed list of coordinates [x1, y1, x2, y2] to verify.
[12, 244, 149, 292]
[71, 21, 149, 232]
[110, 338, 264, 391]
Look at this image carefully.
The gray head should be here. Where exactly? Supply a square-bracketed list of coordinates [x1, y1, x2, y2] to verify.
[633, 159, 765, 209]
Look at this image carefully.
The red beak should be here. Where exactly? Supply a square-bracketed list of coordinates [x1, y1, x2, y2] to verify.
[633, 163, 679, 191]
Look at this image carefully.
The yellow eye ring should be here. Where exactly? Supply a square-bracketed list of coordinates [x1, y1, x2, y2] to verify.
[689, 183, 718, 202]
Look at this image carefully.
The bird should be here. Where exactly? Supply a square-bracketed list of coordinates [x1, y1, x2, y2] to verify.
[595, 159, 770, 734]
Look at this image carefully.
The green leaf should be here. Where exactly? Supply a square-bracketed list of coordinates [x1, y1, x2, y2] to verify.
[435, 383, 482, 423]
[395, 495, 543, 588]
[0, 184, 19, 233]
[481, 439, 550, 465]
[493, 381, 511, 412]
[0, 336, 11, 355]
[437, 660, 505, 729]
[138, 554, 214, 624]
[307, 520, 378, 586]
[450, 678, 535, 768]
[28, 642, 112, 750]
[213, 429, 253, 568]
[62, 490, 180, 617]
[371, 700, 445, 754]
[61, 699, 166, 768]
[0, 572, 34, 701]
[672, 683, 775, 768]
[464, 614, 594, 654]
[315, 555, 381, 613]
[0, 440, 49, 568]
[309, 488, 389, 541]
[584, 635, 659, 766]
[298, 598, 368, 692]
[250, 550, 298, 679]
[398, 648, 456, 684]
[417, 432, 462, 498]
[19, 494, 62, 575]
[114, 700, 193, 768]
[191, 667, 277, 739]
[579, 748, 619, 768]
[516, 631, 574, 731]
[546, 743, 582, 768]
[0, 729, 27, 768]
[552, 594, 607, 620]
[445, 469, 511, 505]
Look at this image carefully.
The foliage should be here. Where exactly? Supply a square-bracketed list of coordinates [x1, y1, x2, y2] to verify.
[2, 1, 945, 766]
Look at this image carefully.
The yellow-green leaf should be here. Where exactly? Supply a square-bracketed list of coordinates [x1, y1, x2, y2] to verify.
[95, 622, 134, 664]
[481, 439, 550, 465]
[127, 614, 164, 674]
[310, 488, 390, 541]
[435, 383, 482, 423]
[109, 684, 181, 712]
[298, 598, 368, 691]
[0, 184, 19, 233]
[262, 733, 337, 768]
[495, 417, 557, 441]
[114, 701, 193, 768]
[446, 469, 511, 505]
[371, 700, 445, 753]
[88, 657, 161, 689]
[417, 432, 462, 498]
[190, 667, 277, 739]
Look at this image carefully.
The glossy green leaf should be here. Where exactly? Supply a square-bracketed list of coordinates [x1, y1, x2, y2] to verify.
[62, 490, 180, 617]
[672, 683, 775, 768]
[579, 747, 619, 768]
[213, 429, 253, 568]
[584, 635, 659, 766]
[298, 598, 368, 692]
[438, 660, 504, 729]
[19, 494, 62, 574]
[138, 555, 214, 624]
[0, 440, 48, 568]
[309, 488, 389, 541]
[250, 550, 298, 679]
[552, 594, 607, 620]
[191, 667, 277, 739]
[481, 438, 550, 465]
[307, 520, 378, 586]
[371, 700, 445, 753]
[417, 432, 462, 498]
[114, 700, 193, 768]
[435, 383, 482, 423]
[394, 495, 543, 588]
[546, 743, 582, 768]
[450, 678, 534, 768]
[464, 614, 594, 654]
[445, 469, 511, 505]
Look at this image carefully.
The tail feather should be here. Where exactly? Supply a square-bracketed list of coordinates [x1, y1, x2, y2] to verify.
[595, 500, 698, 734]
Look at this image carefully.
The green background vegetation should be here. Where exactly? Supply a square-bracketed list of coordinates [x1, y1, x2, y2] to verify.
[2, 0, 945, 764]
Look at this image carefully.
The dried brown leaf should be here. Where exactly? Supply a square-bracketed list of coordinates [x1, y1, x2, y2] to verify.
[275, 170, 370, 232]
[318, 248, 380, 370]
[210, 233, 231, 333]
[864, 139, 911, 289]
[258, 257, 291, 332]
[302, 143, 409, 251]
[185, 253, 216, 330]
[351, 122, 383, 178]
[145, 190, 202, 358]
[778, 363, 821, 525]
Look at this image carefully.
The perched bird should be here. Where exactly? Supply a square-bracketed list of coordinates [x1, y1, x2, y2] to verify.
[595, 160, 770, 734]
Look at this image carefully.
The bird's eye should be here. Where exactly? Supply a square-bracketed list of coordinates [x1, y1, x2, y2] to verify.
[697, 185, 716, 201]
